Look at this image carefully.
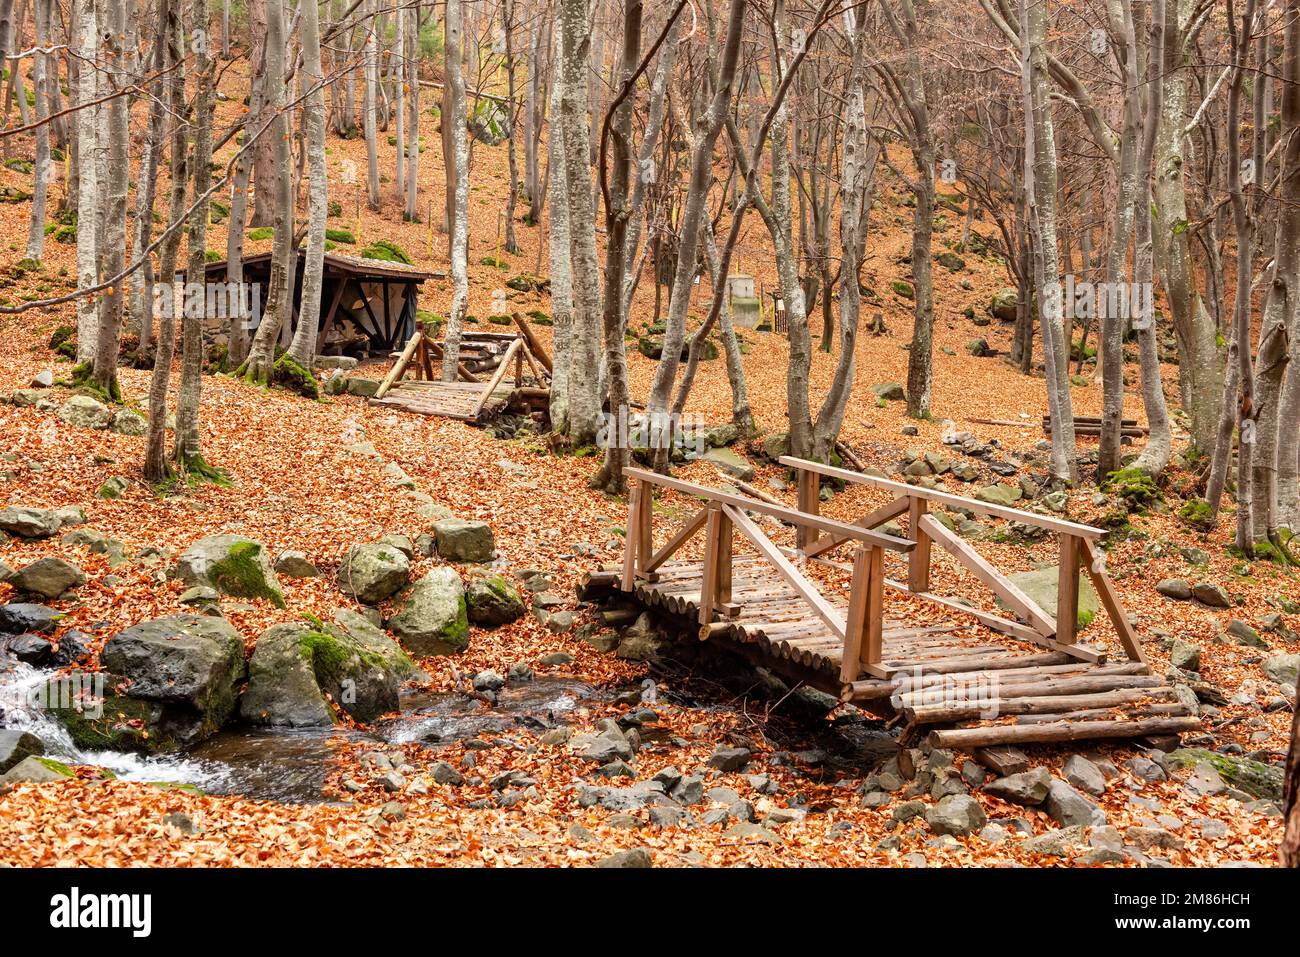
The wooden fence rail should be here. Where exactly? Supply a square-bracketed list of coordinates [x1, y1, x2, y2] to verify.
[778, 456, 1147, 667]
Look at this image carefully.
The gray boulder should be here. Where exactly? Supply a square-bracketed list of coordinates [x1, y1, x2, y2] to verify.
[0, 602, 62, 633]
[110, 409, 147, 436]
[1063, 755, 1107, 797]
[983, 766, 1052, 805]
[1169, 639, 1201, 671]
[1044, 779, 1106, 827]
[1156, 578, 1192, 600]
[0, 755, 72, 785]
[1262, 653, 1299, 687]
[241, 613, 415, 726]
[336, 542, 410, 604]
[274, 551, 320, 578]
[58, 394, 112, 429]
[996, 566, 1100, 629]
[924, 794, 987, 836]
[0, 505, 62, 538]
[703, 447, 755, 481]
[0, 730, 45, 773]
[175, 534, 286, 607]
[466, 573, 525, 627]
[56, 615, 246, 752]
[1191, 582, 1232, 608]
[433, 518, 496, 563]
[387, 568, 469, 656]
[12, 557, 85, 598]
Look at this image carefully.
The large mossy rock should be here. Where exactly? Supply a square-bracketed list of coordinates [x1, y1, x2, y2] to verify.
[241, 611, 416, 727]
[388, 568, 469, 656]
[337, 542, 411, 603]
[174, 535, 286, 607]
[1166, 748, 1283, 800]
[0, 755, 73, 785]
[57, 615, 246, 752]
[989, 287, 1019, 322]
[466, 573, 525, 627]
[0, 730, 45, 773]
[995, 566, 1100, 629]
[57, 394, 113, 429]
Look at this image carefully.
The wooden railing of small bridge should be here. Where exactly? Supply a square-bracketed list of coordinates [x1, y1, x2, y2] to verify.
[616, 459, 1147, 689]
[621, 467, 915, 681]
[778, 456, 1147, 669]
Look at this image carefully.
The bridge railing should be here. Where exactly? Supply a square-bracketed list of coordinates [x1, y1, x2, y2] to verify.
[778, 456, 1146, 667]
[622, 467, 914, 681]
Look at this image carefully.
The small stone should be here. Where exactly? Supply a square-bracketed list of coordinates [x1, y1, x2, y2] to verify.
[1169, 639, 1201, 671]
[924, 794, 987, 836]
[983, 767, 1052, 806]
[707, 746, 752, 772]
[1191, 582, 1232, 608]
[1044, 780, 1106, 827]
[1156, 578, 1192, 601]
[595, 848, 653, 868]
[1063, 755, 1107, 797]
[12, 557, 86, 598]
[274, 551, 320, 578]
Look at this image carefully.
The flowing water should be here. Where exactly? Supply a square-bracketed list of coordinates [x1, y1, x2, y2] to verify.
[0, 658, 602, 804]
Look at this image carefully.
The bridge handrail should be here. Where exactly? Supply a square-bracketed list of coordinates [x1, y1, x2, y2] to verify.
[778, 456, 1105, 540]
[625, 467, 915, 553]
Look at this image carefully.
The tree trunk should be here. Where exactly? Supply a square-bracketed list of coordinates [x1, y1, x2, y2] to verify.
[554, 0, 604, 443]
[23, 0, 50, 263]
[502, 0, 520, 253]
[143, 0, 183, 484]
[364, 1, 381, 210]
[173, 0, 217, 475]
[286, 0, 328, 371]
[129, 0, 170, 357]
[227, 43, 267, 366]
[403, 3, 420, 222]
[546, 15, 573, 431]
[592, 0, 642, 495]
[237, 0, 293, 388]
[73, 0, 98, 363]
[440, 0, 470, 380]
[90, 0, 131, 401]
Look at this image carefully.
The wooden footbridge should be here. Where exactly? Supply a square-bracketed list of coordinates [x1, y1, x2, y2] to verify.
[585, 458, 1200, 750]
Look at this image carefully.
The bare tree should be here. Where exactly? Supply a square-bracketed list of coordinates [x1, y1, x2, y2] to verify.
[73, 0, 99, 362]
[286, 0, 330, 372]
[22, 0, 50, 264]
[441, 0, 471, 380]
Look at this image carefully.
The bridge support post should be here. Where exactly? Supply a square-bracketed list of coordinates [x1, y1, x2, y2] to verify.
[699, 503, 737, 623]
[907, 495, 931, 592]
[1056, 534, 1080, 646]
[796, 468, 820, 550]
[841, 544, 885, 682]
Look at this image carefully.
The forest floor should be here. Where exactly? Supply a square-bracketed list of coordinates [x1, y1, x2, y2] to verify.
[0, 52, 1294, 867]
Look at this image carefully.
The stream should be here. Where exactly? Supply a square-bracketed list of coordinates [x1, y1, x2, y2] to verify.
[0, 659, 602, 803]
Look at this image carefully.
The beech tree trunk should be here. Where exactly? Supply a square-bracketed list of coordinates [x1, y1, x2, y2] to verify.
[91, 0, 131, 401]
[286, 0, 328, 369]
[23, 0, 50, 263]
[554, 0, 603, 443]
[546, 15, 574, 431]
[440, 0, 470, 380]
[73, 0, 99, 363]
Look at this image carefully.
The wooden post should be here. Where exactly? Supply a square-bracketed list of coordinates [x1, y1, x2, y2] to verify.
[907, 495, 931, 592]
[698, 503, 738, 623]
[620, 482, 643, 591]
[796, 467, 820, 550]
[1056, 534, 1080, 646]
[841, 544, 885, 682]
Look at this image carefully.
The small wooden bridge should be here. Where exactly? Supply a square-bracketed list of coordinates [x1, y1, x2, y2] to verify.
[585, 458, 1200, 750]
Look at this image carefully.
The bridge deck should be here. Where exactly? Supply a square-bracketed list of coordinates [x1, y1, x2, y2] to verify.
[618, 556, 1200, 749]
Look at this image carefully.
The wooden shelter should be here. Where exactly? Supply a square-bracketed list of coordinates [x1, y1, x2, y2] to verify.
[582, 459, 1199, 750]
[200, 250, 435, 357]
[369, 313, 553, 423]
